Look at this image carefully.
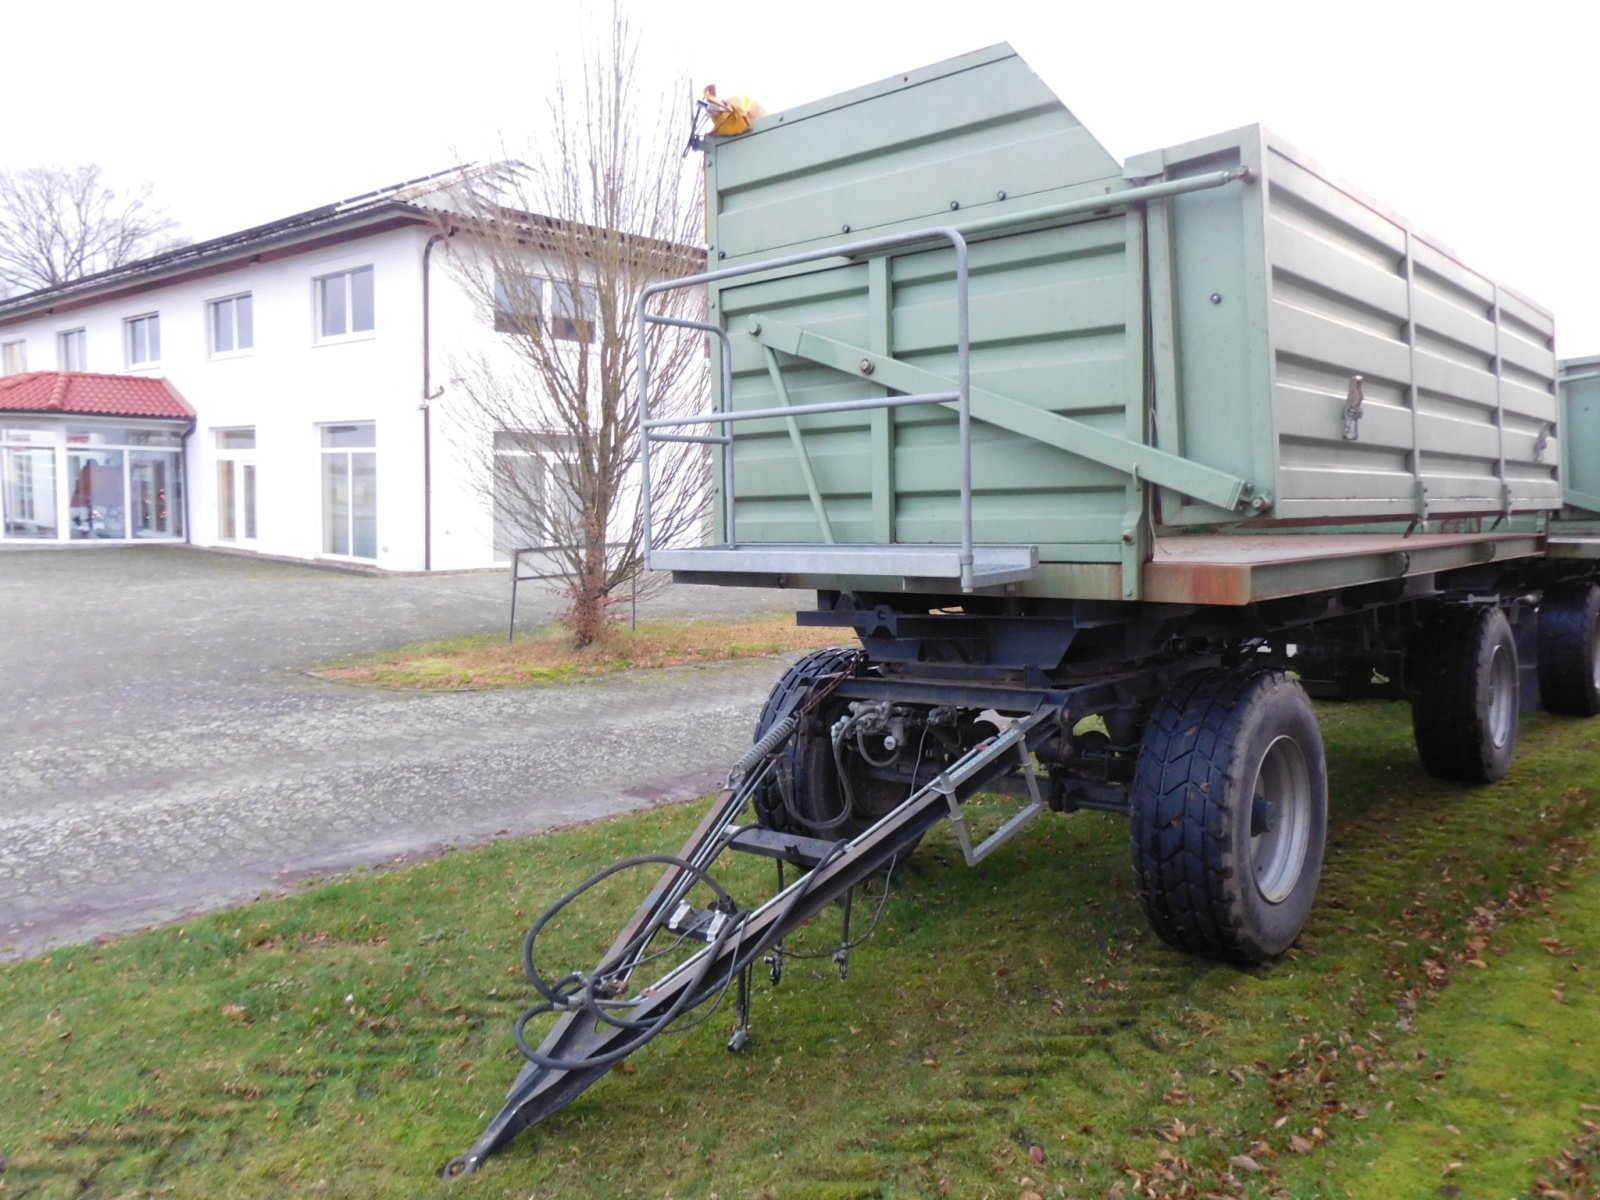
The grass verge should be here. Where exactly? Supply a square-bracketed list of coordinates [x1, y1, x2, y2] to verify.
[3, 702, 1599, 1198]
[313, 614, 840, 690]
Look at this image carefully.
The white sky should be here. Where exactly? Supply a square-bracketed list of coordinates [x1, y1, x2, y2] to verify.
[9, 0, 1599, 348]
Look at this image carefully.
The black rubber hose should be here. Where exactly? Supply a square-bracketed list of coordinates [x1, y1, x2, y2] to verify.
[521, 855, 735, 1008]
[513, 909, 740, 1071]
[515, 841, 849, 1072]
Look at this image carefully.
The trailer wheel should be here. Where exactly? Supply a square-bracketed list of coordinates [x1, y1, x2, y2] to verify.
[1538, 582, 1600, 717]
[751, 647, 859, 831]
[1130, 669, 1328, 965]
[751, 646, 906, 840]
[1410, 605, 1519, 782]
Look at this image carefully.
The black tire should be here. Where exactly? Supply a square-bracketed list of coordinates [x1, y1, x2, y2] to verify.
[751, 647, 860, 833]
[1410, 605, 1519, 782]
[1538, 582, 1600, 717]
[1130, 669, 1328, 965]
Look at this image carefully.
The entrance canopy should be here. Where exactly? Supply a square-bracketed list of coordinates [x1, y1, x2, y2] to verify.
[1, 371, 195, 545]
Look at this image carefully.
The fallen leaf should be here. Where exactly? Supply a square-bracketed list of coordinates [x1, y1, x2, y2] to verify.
[1290, 1135, 1315, 1155]
[221, 1003, 250, 1023]
[1029, 1145, 1044, 1165]
[1229, 1154, 1262, 1172]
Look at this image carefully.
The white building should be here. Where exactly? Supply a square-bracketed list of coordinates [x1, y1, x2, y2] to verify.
[0, 170, 666, 572]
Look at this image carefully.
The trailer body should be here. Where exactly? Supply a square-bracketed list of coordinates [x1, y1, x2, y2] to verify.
[650, 44, 1562, 603]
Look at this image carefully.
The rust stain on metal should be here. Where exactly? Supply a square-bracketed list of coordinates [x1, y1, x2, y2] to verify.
[1139, 532, 1541, 606]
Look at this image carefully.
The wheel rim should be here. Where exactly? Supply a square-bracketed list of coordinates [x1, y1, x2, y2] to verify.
[1249, 734, 1312, 905]
[1591, 628, 1600, 694]
[1487, 642, 1516, 749]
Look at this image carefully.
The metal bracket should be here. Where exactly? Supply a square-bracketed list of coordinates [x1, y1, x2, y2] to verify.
[1414, 478, 1430, 520]
[1342, 375, 1365, 442]
[938, 731, 1047, 867]
[1534, 423, 1551, 465]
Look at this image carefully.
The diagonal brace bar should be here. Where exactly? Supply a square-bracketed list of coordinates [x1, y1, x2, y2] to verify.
[750, 316, 1255, 513]
[761, 345, 836, 544]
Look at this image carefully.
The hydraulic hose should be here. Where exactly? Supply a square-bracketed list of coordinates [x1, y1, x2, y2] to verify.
[514, 841, 850, 1074]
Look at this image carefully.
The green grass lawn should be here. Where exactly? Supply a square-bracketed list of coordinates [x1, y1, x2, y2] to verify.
[4, 701, 1599, 1199]
[314, 615, 841, 690]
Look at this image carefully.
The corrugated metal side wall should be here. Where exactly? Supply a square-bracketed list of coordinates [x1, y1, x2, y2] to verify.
[1559, 356, 1600, 514]
[1259, 134, 1560, 520]
[716, 216, 1142, 554]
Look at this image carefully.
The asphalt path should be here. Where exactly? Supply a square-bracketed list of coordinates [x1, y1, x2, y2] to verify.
[0, 546, 803, 959]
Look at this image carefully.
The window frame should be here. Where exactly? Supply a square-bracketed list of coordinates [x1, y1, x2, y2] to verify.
[124, 312, 161, 368]
[492, 428, 583, 559]
[491, 273, 598, 344]
[207, 292, 254, 358]
[214, 426, 257, 543]
[318, 420, 378, 560]
[1, 339, 24, 375]
[57, 328, 87, 371]
[313, 266, 376, 344]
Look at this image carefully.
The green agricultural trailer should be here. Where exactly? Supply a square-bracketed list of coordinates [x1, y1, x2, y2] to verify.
[447, 45, 1600, 1174]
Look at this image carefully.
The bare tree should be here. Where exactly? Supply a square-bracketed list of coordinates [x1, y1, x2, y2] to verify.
[441, 9, 710, 647]
[0, 165, 181, 294]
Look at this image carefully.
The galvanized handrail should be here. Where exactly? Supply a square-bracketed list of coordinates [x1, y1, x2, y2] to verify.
[633, 165, 1250, 592]
[636, 225, 974, 586]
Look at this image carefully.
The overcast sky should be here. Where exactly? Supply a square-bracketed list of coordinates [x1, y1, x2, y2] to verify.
[9, 0, 1599, 348]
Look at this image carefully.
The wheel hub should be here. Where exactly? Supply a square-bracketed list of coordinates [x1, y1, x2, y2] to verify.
[1487, 643, 1515, 749]
[1249, 735, 1312, 905]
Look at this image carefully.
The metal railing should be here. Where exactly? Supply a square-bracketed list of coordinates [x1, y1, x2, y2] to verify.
[633, 166, 1251, 593]
[635, 225, 976, 588]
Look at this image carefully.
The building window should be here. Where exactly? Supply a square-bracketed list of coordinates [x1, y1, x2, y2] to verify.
[1, 340, 24, 375]
[315, 267, 375, 340]
[320, 422, 376, 558]
[550, 280, 597, 342]
[1, 439, 57, 539]
[215, 427, 257, 543]
[493, 273, 539, 334]
[209, 294, 254, 356]
[492, 273, 597, 343]
[58, 329, 87, 371]
[125, 314, 161, 367]
[492, 429, 582, 560]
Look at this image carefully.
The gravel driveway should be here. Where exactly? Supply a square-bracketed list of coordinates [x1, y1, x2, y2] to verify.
[0, 546, 803, 959]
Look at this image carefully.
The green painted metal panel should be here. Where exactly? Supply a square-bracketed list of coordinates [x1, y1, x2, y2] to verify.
[1560, 356, 1600, 516]
[690, 43, 1565, 600]
[1131, 127, 1561, 525]
[708, 45, 1123, 266]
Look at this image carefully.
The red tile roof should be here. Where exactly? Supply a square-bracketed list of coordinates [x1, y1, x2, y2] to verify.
[0, 371, 194, 421]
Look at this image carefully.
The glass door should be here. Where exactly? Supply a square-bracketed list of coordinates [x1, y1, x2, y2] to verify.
[320, 423, 376, 559]
[215, 429, 256, 544]
[67, 449, 126, 539]
[130, 450, 183, 538]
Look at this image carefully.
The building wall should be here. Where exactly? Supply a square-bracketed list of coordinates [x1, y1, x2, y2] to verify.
[0, 224, 506, 571]
[0, 218, 704, 572]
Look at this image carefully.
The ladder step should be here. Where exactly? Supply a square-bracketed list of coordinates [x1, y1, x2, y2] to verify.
[722, 825, 841, 866]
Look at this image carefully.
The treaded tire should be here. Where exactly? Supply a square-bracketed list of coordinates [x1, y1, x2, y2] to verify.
[751, 647, 861, 832]
[1131, 669, 1328, 965]
[1411, 605, 1519, 782]
[1538, 582, 1600, 717]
